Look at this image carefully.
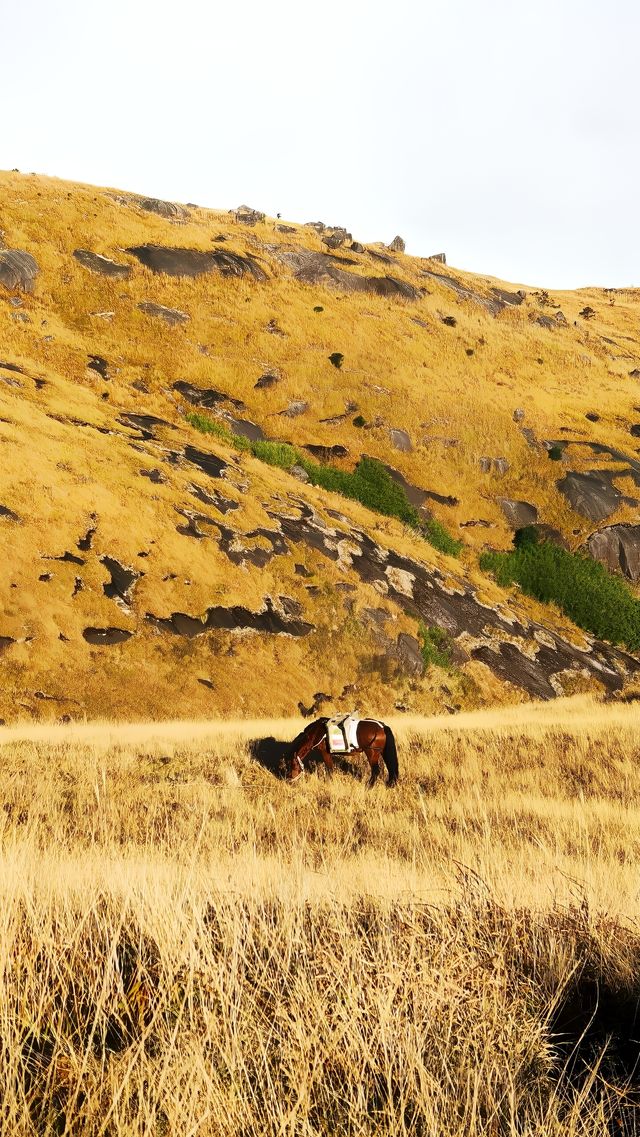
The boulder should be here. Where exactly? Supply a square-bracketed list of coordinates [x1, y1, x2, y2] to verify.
[557, 471, 621, 522]
[173, 379, 244, 409]
[139, 198, 189, 220]
[127, 244, 267, 280]
[389, 428, 412, 453]
[0, 249, 38, 292]
[585, 525, 640, 581]
[233, 205, 265, 226]
[497, 498, 538, 528]
[630, 424, 640, 438]
[322, 233, 346, 250]
[387, 236, 405, 253]
[138, 301, 189, 325]
[73, 250, 131, 279]
[350, 241, 365, 253]
[279, 401, 308, 418]
[254, 372, 279, 389]
[513, 408, 525, 422]
[428, 252, 446, 264]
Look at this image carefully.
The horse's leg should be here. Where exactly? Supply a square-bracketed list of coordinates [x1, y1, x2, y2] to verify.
[365, 748, 383, 789]
[320, 742, 334, 778]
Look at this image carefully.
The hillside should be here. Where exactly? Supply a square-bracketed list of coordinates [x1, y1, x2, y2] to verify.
[1, 170, 639, 720]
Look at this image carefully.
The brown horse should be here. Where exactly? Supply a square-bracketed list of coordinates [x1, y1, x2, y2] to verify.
[288, 717, 399, 787]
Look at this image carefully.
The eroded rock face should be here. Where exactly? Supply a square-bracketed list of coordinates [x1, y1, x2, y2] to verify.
[147, 597, 313, 638]
[557, 472, 622, 522]
[0, 249, 38, 292]
[73, 250, 132, 279]
[270, 247, 420, 300]
[387, 236, 406, 253]
[128, 245, 266, 280]
[389, 428, 412, 453]
[138, 301, 189, 325]
[270, 504, 638, 697]
[585, 525, 640, 581]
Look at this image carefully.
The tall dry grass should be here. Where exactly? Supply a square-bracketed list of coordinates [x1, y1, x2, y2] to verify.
[1, 697, 639, 1134]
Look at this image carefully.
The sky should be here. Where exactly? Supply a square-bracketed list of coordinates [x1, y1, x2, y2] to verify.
[2, 0, 639, 288]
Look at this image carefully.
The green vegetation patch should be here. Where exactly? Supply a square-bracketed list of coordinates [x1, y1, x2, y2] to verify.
[480, 527, 640, 650]
[419, 623, 454, 670]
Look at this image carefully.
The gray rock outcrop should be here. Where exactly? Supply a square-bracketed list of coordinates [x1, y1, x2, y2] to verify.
[233, 205, 265, 226]
[127, 245, 267, 280]
[138, 198, 190, 220]
[138, 301, 189, 325]
[497, 499, 538, 528]
[557, 472, 622, 522]
[270, 247, 420, 301]
[0, 249, 38, 292]
[585, 525, 640, 581]
[73, 250, 132, 279]
[387, 236, 406, 253]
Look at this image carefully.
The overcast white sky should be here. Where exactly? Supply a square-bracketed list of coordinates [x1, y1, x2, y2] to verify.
[3, 0, 639, 287]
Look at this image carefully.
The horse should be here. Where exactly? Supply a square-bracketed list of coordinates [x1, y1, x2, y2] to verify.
[287, 717, 399, 788]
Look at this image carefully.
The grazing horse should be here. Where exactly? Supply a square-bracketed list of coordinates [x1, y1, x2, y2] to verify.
[288, 717, 399, 787]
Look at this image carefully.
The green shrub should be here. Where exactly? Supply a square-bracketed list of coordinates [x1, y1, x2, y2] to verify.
[422, 518, 463, 557]
[547, 445, 564, 461]
[419, 623, 453, 670]
[250, 440, 300, 469]
[480, 538, 640, 650]
[185, 411, 231, 441]
[352, 415, 366, 428]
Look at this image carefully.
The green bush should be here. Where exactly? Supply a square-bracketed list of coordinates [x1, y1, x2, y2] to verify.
[250, 440, 300, 469]
[480, 537, 640, 650]
[422, 518, 463, 557]
[185, 411, 231, 441]
[419, 623, 453, 670]
[547, 445, 564, 461]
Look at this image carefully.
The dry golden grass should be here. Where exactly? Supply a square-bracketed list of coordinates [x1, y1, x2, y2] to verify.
[1, 698, 639, 1134]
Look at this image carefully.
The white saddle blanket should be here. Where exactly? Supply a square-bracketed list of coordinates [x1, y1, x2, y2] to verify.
[326, 713, 360, 753]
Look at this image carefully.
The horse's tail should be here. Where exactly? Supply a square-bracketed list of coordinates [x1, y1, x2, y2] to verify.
[382, 724, 399, 786]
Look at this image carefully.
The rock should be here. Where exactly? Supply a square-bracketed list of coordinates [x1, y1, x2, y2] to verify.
[389, 428, 412, 452]
[441, 315, 457, 327]
[629, 369, 640, 379]
[73, 250, 131, 279]
[139, 198, 189, 220]
[173, 379, 244, 409]
[387, 236, 405, 253]
[279, 401, 308, 418]
[233, 205, 265, 226]
[0, 249, 38, 292]
[140, 468, 166, 484]
[266, 318, 285, 335]
[585, 412, 600, 422]
[87, 355, 109, 380]
[223, 414, 264, 442]
[427, 253, 446, 264]
[350, 241, 365, 253]
[304, 444, 349, 461]
[147, 597, 313, 638]
[394, 632, 423, 675]
[182, 445, 227, 479]
[494, 458, 509, 475]
[270, 247, 420, 300]
[322, 233, 346, 250]
[254, 372, 279, 389]
[138, 301, 189, 325]
[497, 499, 538, 528]
[275, 224, 297, 234]
[0, 504, 20, 522]
[118, 413, 174, 439]
[525, 524, 569, 549]
[585, 525, 640, 581]
[630, 424, 640, 438]
[557, 472, 622, 522]
[329, 352, 344, 369]
[305, 221, 326, 233]
[290, 465, 310, 483]
[127, 245, 267, 280]
[513, 408, 525, 423]
[101, 557, 140, 604]
[83, 627, 133, 646]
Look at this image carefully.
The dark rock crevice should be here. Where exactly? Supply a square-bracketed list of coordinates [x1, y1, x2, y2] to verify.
[146, 597, 313, 638]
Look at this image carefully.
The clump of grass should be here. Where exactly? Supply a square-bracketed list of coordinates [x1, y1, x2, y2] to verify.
[481, 526, 640, 649]
[419, 622, 454, 669]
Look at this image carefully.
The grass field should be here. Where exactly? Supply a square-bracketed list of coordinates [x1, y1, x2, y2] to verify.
[1, 697, 639, 1135]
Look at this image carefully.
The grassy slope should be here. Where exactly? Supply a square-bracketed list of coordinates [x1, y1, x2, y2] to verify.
[1, 171, 639, 719]
[1, 699, 640, 1134]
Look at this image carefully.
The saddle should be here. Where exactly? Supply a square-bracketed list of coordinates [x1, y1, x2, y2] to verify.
[325, 712, 360, 753]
